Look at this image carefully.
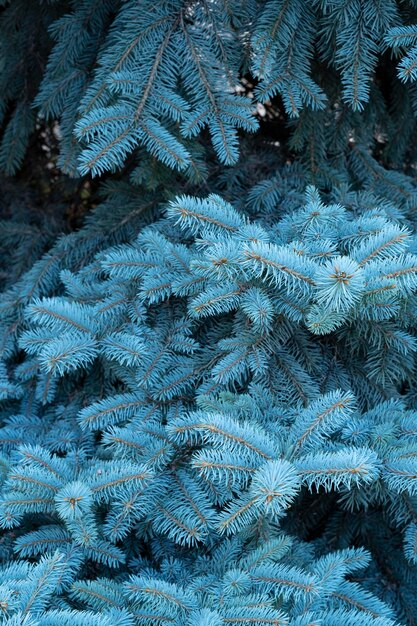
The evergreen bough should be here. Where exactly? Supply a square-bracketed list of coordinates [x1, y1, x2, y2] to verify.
[3, 1, 417, 624]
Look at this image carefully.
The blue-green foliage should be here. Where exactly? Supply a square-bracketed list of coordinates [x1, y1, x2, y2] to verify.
[4, 1, 417, 624]
[2, 183, 417, 623]
[4, 0, 417, 176]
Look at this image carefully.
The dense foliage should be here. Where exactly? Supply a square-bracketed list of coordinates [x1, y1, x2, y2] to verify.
[4, 1, 417, 625]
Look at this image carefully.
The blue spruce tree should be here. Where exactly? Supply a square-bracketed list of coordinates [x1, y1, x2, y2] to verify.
[3, 1, 417, 624]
